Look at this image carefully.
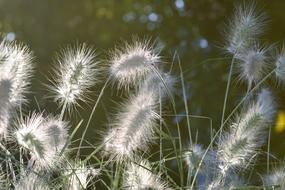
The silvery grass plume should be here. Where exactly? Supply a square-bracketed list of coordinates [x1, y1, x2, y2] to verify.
[225, 3, 267, 54]
[14, 172, 49, 190]
[15, 112, 69, 171]
[0, 170, 6, 189]
[139, 71, 176, 100]
[236, 44, 269, 87]
[123, 160, 171, 190]
[0, 39, 34, 137]
[0, 79, 12, 137]
[104, 90, 159, 161]
[109, 39, 161, 90]
[49, 43, 98, 110]
[0, 38, 34, 106]
[184, 144, 217, 189]
[275, 47, 285, 83]
[63, 160, 100, 190]
[263, 168, 285, 189]
[206, 176, 244, 190]
[217, 88, 276, 175]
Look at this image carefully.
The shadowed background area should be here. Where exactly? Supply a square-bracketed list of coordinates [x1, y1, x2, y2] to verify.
[1, 0, 285, 174]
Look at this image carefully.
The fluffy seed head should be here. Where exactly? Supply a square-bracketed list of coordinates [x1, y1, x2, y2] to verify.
[275, 48, 285, 83]
[14, 172, 49, 190]
[217, 89, 275, 174]
[15, 112, 69, 171]
[0, 79, 12, 137]
[256, 88, 276, 121]
[50, 43, 98, 109]
[225, 3, 266, 54]
[124, 160, 171, 190]
[0, 38, 34, 106]
[263, 168, 285, 189]
[0, 170, 6, 189]
[207, 176, 244, 190]
[236, 45, 268, 86]
[109, 39, 161, 90]
[104, 91, 159, 160]
[64, 161, 100, 190]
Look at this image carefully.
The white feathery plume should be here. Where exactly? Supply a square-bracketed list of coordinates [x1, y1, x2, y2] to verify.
[217, 89, 276, 175]
[256, 88, 276, 121]
[50, 43, 98, 108]
[0, 169, 6, 189]
[14, 172, 49, 190]
[44, 116, 69, 153]
[64, 161, 100, 190]
[263, 168, 285, 189]
[104, 91, 159, 160]
[207, 179, 223, 190]
[124, 160, 171, 190]
[109, 39, 161, 90]
[15, 112, 69, 171]
[139, 71, 176, 100]
[236, 44, 269, 86]
[0, 38, 34, 106]
[0, 79, 12, 137]
[207, 176, 244, 190]
[225, 3, 267, 54]
[275, 47, 285, 83]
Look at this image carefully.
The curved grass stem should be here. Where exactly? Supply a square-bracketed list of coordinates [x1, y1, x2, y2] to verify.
[76, 77, 111, 159]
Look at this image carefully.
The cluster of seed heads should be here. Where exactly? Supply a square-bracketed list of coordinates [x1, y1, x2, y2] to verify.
[1, 2, 285, 190]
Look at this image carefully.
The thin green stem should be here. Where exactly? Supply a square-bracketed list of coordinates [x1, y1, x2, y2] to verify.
[221, 69, 275, 128]
[267, 126, 271, 174]
[178, 57, 192, 146]
[113, 162, 122, 189]
[221, 56, 235, 128]
[159, 90, 163, 172]
[76, 77, 110, 158]
[60, 100, 67, 121]
[150, 65, 184, 186]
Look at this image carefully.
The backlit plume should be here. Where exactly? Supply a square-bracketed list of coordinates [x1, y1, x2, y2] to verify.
[109, 40, 161, 90]
[104, 91, 159, 160]
[50, 44, 98, 108]
[15, 112, 69, 171]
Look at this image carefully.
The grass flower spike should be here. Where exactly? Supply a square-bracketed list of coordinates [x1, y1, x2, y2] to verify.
[275, 47, 285, 83]
[0, 79, 12, 137]
[50, 43, 98, 109]
[225, 3, 266, 54]
[0, 39, 34, 106]
[14, 172, 49, 190]
[217, 89, 276, 175]
[263, 168, 285, 189]
[109, 39, 161, 90]
[15, 112, 69, 170]
[104, 91, 159, 160]
[64, 160, 100, 190]
[236, 44, 269, 86]
[124, 160, 171, 190]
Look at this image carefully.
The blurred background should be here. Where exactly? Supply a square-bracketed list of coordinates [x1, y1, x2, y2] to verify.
[1, 0, 285, 178]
